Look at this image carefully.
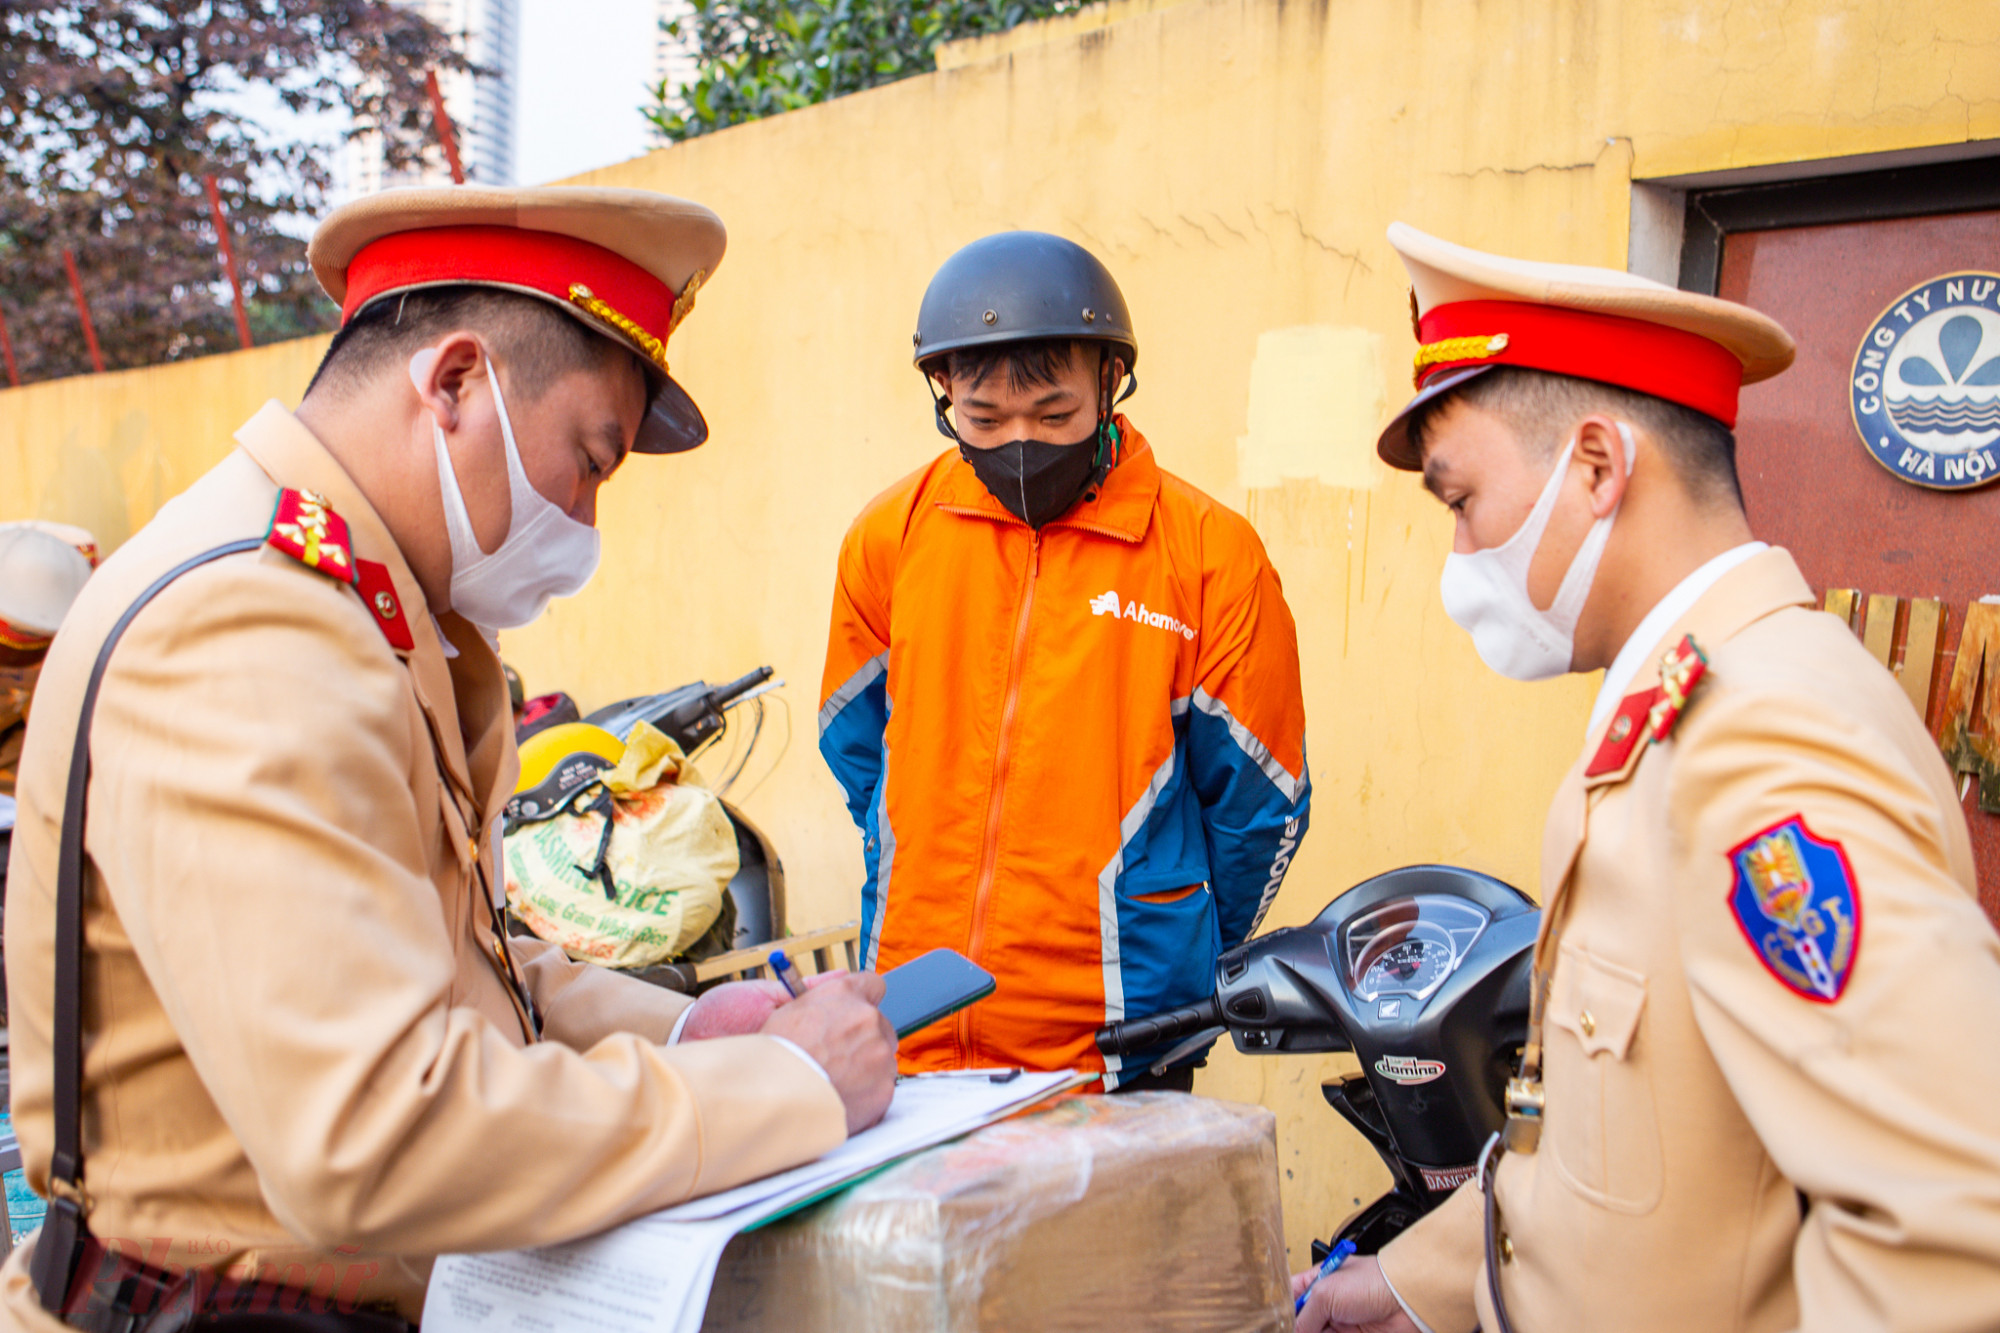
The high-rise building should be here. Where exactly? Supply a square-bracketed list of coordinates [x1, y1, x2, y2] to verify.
[345, 0, 518, 195]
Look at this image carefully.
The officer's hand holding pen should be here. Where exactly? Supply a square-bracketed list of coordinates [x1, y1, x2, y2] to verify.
[674, 951, 895, 1134]
[758, 964, 898, 1135]
[1291, 1255, 1418, 1333]
[675, 977, 797, 1040]
[674, 955, 853, 1041]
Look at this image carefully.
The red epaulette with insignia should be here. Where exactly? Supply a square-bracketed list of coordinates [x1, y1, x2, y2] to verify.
[266, 488, 357, 586]
[267, 489, 414, 652]
[355, 559, 415, 652]
[1647, 634, 1709, 741]
[1585, 634, 1709, 778]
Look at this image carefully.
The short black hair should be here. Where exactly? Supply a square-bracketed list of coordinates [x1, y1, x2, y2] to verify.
[928, 337, 1130, 394]
[304, 285, 649, 403]
[1406, 366, 1743, 509]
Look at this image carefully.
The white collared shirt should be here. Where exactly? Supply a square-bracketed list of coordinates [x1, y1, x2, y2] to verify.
[1586, 542, 1768, 739]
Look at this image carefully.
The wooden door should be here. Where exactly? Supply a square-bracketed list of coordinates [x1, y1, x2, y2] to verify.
[1721, 208, 2000, 923]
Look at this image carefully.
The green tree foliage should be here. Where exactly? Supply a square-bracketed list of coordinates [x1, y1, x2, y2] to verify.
[0, 0, 471, 383]
[646, 0, 1078, 142]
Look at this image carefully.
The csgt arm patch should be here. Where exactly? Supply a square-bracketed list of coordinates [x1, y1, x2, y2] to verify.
[1727, 816, 1862, 1004]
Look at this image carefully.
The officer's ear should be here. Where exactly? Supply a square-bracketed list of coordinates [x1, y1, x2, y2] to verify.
[1572, 415, 1632, 520]
[408, 332, 487, 433]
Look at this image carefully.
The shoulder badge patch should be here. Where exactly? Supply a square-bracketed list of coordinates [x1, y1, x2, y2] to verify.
[266, 488, 357, 586]
[1727, 816, 1862, 1003]
[355, 559, 415, 652]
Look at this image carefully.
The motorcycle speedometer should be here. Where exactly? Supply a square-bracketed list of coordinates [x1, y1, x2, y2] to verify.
[1356, 936, 1454, 999]
[1343, 895, 1490, 1005]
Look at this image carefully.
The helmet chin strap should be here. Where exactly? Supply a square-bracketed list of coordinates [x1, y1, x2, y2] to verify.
[1090, 349, 1139, 483]
[929, 376, 964, 444]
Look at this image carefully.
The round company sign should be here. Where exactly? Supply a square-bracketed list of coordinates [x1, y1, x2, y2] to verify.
[1850, 271, 2000, 491]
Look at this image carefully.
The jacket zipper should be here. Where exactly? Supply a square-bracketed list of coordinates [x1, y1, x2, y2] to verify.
[959, 532, 1041, 1063]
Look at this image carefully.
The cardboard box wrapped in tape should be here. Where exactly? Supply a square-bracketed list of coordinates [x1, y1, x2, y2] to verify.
[700, 1093, 1292, 1332]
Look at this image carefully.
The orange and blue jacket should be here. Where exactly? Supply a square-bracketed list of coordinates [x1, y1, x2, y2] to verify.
[817, 420, 1310, 1086]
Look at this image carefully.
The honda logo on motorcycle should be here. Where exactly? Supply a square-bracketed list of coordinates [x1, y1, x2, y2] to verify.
[1374, 1055, 1446, 1085]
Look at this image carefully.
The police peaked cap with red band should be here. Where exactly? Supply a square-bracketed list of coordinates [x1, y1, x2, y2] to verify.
[307, 186, 726, 454]
[1376, 223, 1797, 470]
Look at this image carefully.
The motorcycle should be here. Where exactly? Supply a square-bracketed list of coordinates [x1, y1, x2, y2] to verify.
[1095, 865, 1536, 1260]
[509, 666, 793, 991]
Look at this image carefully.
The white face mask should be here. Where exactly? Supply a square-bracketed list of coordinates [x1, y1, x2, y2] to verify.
[417, 350, 603, 631]
[1437, 423, 1637, 681]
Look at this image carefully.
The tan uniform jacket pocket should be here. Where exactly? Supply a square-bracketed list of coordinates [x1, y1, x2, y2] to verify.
[1545, 943, 1663, 1213]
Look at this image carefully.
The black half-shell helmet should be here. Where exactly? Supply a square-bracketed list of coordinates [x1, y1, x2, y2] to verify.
[912, 231, 1138, 375]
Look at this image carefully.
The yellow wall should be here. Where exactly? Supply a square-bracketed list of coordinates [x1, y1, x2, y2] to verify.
[3, 0, 1995, 1267]
[0, 338, 328, 554]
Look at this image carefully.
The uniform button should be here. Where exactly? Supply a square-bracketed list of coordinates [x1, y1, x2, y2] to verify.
[1579, 1010, 1597, 1037]
[1499, 1233, 1515, 1264]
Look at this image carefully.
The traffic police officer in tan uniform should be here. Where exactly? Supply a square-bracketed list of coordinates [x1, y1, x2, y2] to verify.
[2, 186, 897, 1330]
[1297, 226, 2000, 1332]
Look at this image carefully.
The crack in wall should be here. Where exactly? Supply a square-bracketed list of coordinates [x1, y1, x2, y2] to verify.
[1127, 206, 1374, 291]
[1440, 159, 1598, 180]
[1268, 206, 1371, 274]
[1133, 212, 1187, 249]
[1205, 211, 1250, 244]
[1176, 212, 1229, 248]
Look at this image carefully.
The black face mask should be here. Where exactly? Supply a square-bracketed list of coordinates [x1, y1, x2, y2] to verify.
[958, 433, 1100, 529]
[930, 348, 1136, 528]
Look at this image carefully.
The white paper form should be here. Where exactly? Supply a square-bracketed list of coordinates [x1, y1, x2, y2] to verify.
[657, 1070, 1082, 1222]
[423, 1070, 1087, 1333]
[424, 1214, 740, 1333]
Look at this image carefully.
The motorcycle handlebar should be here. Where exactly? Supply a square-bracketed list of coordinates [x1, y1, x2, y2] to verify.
[710, 666, 775, 708]
[1094, 996, 1224, 1058]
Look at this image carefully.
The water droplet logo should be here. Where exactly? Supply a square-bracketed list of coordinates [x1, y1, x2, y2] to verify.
[1851, 272, 2000, 491]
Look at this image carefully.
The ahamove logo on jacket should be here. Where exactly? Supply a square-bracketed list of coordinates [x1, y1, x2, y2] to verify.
[1090, 589, 1196, 640]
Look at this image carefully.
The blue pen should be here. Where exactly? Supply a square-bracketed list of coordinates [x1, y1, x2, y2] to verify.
[1294, 1239, 1358, 1315]
[768, 949, 807, 999]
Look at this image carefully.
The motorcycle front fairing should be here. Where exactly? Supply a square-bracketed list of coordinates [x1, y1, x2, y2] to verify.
[1109, 864, 1535, 1254]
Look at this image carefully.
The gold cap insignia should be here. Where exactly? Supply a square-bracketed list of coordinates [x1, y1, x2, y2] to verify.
[567, 283, 671, 377]
[1412, 332, 1510, 388]
[670, 269, 705, 333]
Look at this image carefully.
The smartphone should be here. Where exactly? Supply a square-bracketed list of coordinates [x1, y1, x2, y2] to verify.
[877, 948, 997, 1039]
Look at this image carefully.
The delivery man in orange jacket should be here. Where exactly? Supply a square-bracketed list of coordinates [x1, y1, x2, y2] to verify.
[818, 233, 1311, 1090]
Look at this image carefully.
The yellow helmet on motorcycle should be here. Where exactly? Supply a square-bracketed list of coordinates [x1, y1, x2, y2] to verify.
[509, 722, 624, 823]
